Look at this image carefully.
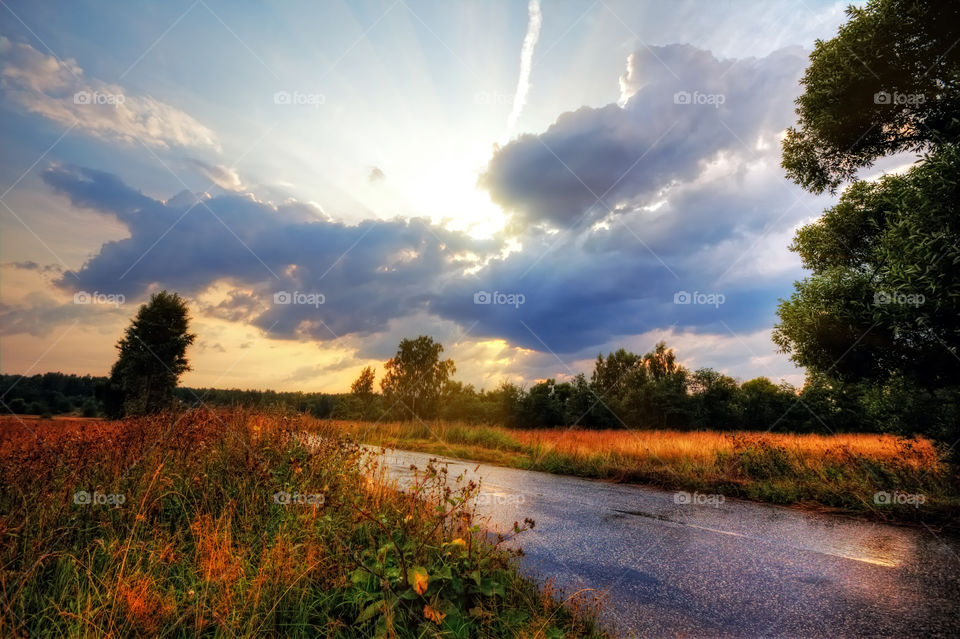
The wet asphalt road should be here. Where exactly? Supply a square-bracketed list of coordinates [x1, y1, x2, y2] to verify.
[376, 448, 960, 639]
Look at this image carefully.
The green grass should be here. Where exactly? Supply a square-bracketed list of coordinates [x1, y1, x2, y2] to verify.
[0, 411, 606, 638]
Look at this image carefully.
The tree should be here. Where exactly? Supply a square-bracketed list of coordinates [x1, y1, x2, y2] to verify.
[634, 342, 691, 429]
[109, 291, 196, 417]
[488, 381, 524, 428]
[775, 0, 960, 442]
[439, 380, 482, 422]
[351, 366, 376, 397]
[563, 373, 596, 427]
[518, 380, 564, 428]
[380, 336, 455, 419]
[350, 366, 377, 420]
[740, 378, 799, 430]
[591, 349, 645, 427]
[774, 148, 960, 390]
[591, 349, 643, 400]
[690, 368, 742, 429]
[781, 0, 960, 194]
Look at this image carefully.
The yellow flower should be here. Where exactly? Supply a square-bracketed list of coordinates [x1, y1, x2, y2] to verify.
[450, 538, 466, 547]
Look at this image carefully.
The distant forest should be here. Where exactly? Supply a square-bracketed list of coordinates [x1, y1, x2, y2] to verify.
[3, 338, 955, 440]
[0, 372, 346, 421]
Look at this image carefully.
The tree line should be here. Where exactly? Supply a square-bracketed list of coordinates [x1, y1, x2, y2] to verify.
[3, 319, 954, 442]
[343, 336, 956, 439]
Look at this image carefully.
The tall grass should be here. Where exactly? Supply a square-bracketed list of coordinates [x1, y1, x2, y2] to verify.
[328, 420, 958, 524]
[0, 411, 605, 637]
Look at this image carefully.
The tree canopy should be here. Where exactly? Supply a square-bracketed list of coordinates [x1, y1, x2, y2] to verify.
[781, 0, 960, 194]
[380, 336, 455, 419]
[775, 0, 960, 442]
[108, 291, 196, 417]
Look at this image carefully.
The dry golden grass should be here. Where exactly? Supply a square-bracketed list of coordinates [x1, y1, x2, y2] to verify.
[323, 419, 955, 522]
[513, 428, 941, 470]
[0, 410, 607, 638]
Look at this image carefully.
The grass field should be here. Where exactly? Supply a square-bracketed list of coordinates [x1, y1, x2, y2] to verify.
[0, 412, 606, 638]
[328, 419, 959, 525]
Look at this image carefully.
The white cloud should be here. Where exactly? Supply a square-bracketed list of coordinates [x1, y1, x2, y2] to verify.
[185, 158, 246, 191]
[0, 37, 218, 150]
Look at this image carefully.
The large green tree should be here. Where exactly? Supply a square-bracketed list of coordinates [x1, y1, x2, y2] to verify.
[108, 291, 196, 417]
[380, 336, 455, 419]
[781, 0, 960, 194]
[775, 0, 960, 440]
[774, 148, 960, 388]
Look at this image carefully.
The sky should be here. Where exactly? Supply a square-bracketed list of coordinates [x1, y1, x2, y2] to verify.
[0, 0, 870, 393]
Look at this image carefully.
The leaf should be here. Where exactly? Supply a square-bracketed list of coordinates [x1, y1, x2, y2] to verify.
[409, 566, 429, 595]
[350, 567, 369, 586]
[356, 599, 383, 624]
[424, 604, 446, 624]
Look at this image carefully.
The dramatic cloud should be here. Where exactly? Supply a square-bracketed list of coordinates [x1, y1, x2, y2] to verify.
[0, 37, 218, 149]
[482, 44, 808, 228]
[42, 164, 493, 343]
[25, 44, 819, 369]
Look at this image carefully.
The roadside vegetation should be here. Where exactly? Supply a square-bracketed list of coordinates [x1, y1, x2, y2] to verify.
[0, 410, 606, 638]
[327, 419, 959, 526]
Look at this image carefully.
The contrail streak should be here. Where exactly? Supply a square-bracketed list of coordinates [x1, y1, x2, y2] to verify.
[506, 0, 542, 137]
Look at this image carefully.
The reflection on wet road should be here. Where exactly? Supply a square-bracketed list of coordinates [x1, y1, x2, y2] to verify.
[377, 448, 960, 638]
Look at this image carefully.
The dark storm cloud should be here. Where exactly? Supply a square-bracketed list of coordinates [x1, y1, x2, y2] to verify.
[481, 44, 807, 227]
[42, 164, 493, 341]
[431, 223, 793, 353]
